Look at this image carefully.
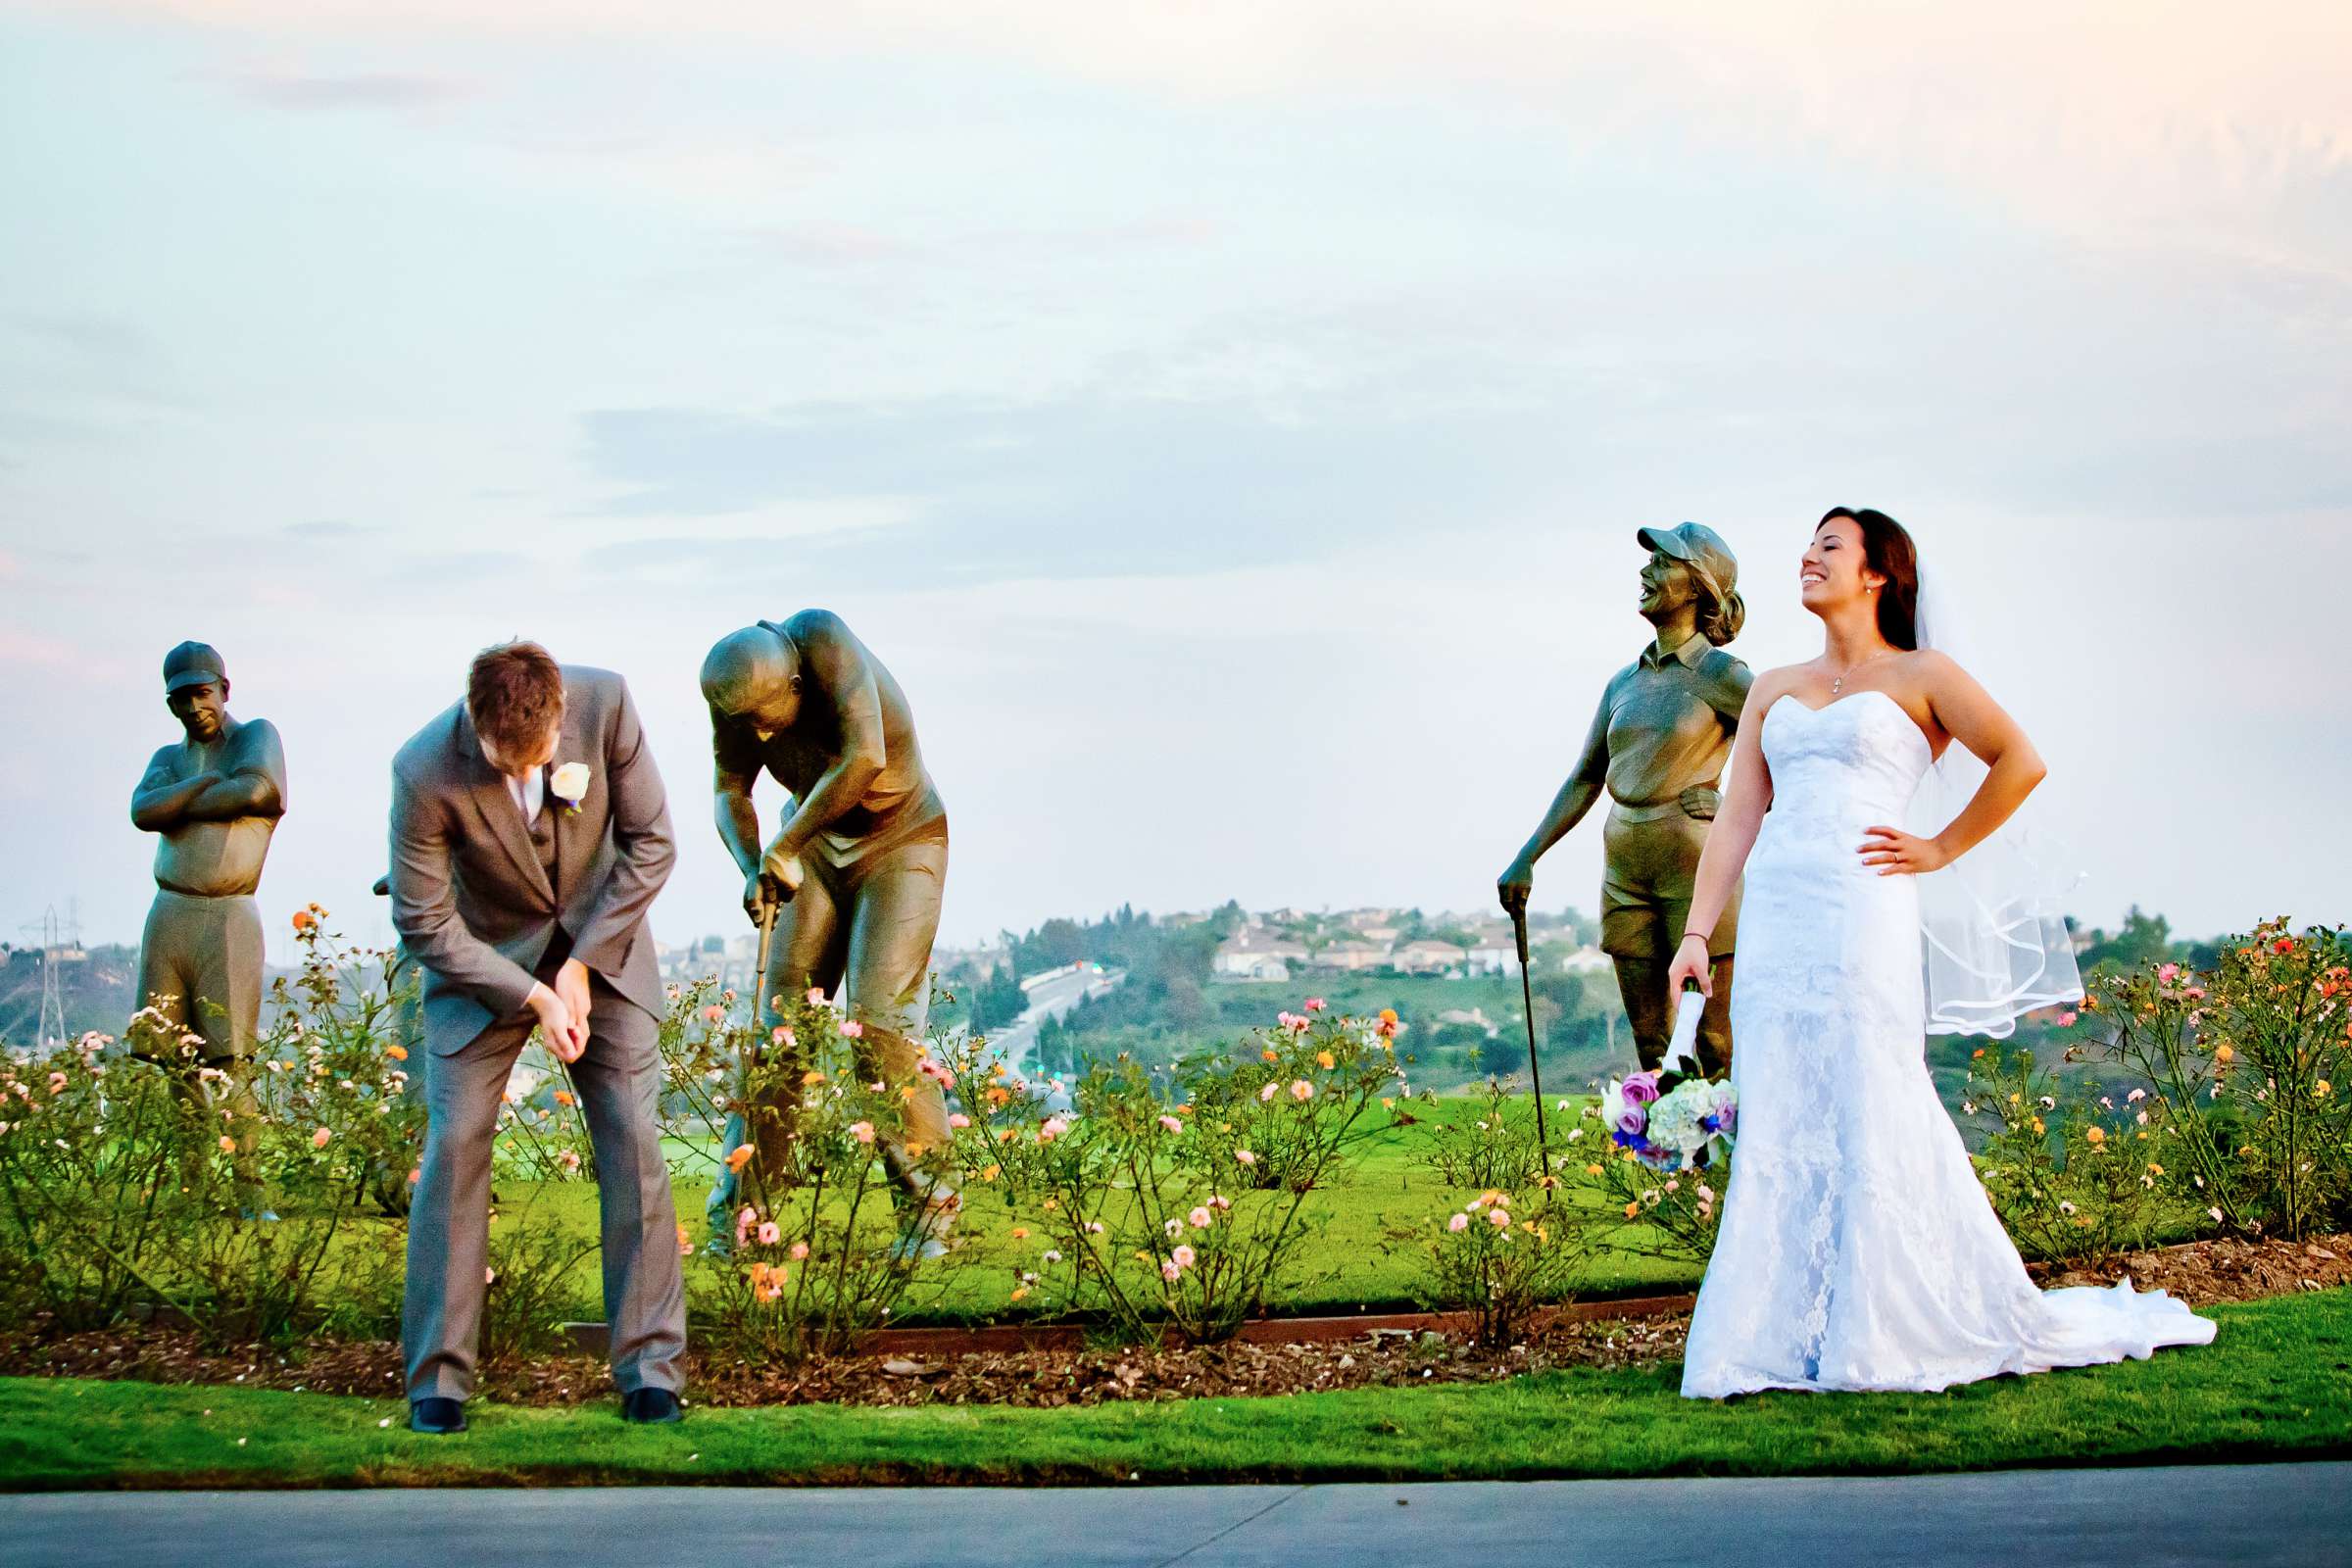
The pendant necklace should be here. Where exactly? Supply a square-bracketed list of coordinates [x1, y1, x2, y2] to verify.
[1831, 650, 1893, 697]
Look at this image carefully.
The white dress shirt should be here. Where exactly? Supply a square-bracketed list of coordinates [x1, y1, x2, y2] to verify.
[505, 767, 545, 824]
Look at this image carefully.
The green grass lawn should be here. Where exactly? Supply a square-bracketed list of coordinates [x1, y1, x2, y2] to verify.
[172, 1087, 2207, 1335]
[508, 1099, 1707, 1328]
[6, 1290, 2343, 1490]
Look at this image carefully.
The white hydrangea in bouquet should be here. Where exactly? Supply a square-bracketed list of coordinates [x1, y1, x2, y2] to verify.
[1600, 988, 1737, 1173]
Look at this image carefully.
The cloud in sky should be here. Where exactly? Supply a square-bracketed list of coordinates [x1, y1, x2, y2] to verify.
[112, 1, 2352, 227]
[2, 2, 2347, 962]
[209, 67, 471, 111]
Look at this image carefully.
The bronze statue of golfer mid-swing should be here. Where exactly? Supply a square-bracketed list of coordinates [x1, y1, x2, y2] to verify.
[699, 612, 958, 1261]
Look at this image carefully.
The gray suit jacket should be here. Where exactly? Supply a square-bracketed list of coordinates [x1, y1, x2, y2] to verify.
[389, 665, 675, 1054]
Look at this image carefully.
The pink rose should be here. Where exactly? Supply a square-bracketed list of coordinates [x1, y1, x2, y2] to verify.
[1620, 1073, 1660, 1105]
[1447, 1212, 1470, 1233]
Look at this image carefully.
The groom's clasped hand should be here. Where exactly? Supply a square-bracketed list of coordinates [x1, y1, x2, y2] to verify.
[533, 956, 595, 1062]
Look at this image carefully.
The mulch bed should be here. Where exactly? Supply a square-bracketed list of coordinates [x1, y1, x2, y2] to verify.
[0, 1316, 1689, 1411]
[4, 1234, 2340, 1412]
[2032, 1232, 2351, 1301]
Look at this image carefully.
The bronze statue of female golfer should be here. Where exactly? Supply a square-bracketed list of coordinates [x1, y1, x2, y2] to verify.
[1497, 524, 1750, 1075]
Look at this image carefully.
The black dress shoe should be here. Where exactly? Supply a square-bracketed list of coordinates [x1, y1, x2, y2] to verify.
[620, 1388, 683, 1424]
[409, 1396, 467, 1435]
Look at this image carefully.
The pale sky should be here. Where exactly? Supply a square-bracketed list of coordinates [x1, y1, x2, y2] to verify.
[4, 1, 2348, 962]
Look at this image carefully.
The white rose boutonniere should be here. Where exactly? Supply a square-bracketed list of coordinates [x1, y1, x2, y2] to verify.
[549, 761, 592, 816]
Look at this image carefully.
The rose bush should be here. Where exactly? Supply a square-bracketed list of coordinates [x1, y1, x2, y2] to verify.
[664, 982, 946, 1362]
[1407, 1185, 1592, 1348]
[952, 1003, 1405, 1345]
[0, 908, 424, 1341]
[1953, 1042, 2172, 1262]
[2080, 918, 2351, 1241]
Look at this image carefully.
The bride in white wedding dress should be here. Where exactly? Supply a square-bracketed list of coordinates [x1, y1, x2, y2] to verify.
[1667, 508, 2215, 1398]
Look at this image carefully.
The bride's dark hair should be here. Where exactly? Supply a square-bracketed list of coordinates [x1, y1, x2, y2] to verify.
[1817, 508, 1920, 650]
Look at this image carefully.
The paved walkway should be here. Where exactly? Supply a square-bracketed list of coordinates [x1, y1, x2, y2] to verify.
[6, 1462, 2342, 1566]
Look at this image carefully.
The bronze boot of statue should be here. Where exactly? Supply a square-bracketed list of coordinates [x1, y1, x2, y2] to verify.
[700, 612, 957, 1257]
[129, 641, 287, 1207]
[1498, 525, 1747, 1075]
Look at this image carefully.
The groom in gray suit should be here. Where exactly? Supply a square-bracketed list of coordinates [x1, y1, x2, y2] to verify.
[389, 640, 687, 1432]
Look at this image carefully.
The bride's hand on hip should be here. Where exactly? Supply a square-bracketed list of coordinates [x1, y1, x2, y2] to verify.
[1666, 932, 1713, 997]
[1860, 825, 1951, 875]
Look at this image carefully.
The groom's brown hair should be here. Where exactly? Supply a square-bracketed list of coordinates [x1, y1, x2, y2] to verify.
[466, 640, 564, 759]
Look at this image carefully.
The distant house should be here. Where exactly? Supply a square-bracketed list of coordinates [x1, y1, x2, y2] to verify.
[1313, 940, 1391, 974]
[1212, 929, 1310, 983]
[1394, 940, 1468, 975]
[1466, 932, 1611, 977]
[1464, 940, 1521, 976]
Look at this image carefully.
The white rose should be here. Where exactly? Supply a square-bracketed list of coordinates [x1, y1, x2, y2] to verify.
[550, 761, 592, 803]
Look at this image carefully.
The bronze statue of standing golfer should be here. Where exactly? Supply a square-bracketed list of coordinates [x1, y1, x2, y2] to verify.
[129, 642, 285, 1178]
[700, 612, 956, 1259]
[1498, 524, 1750, 1075]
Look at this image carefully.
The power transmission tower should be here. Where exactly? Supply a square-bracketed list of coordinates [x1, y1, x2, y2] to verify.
[21, 906, 69, 1050]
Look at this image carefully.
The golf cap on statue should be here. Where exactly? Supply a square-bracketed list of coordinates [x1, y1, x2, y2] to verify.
[1636, 522, 1739, 599]
[163, 641, 228, 694]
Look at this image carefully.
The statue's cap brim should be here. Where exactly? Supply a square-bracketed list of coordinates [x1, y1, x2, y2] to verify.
[1637, 522, 1736, 580]
[163, 640, 227, 692]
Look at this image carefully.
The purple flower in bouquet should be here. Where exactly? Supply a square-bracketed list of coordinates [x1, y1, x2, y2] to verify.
[1620, 1072, 1661, 1106]
[1615, 1105, 1648, 1137]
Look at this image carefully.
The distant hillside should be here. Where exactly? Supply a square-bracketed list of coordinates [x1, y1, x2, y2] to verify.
[0, 944, 140, 1045]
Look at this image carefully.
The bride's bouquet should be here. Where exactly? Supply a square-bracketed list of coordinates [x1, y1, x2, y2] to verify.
[1601, 989, 1737, 1173]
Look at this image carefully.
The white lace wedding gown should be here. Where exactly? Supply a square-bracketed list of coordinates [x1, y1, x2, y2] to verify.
[1680, 691, 2216, 1398]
